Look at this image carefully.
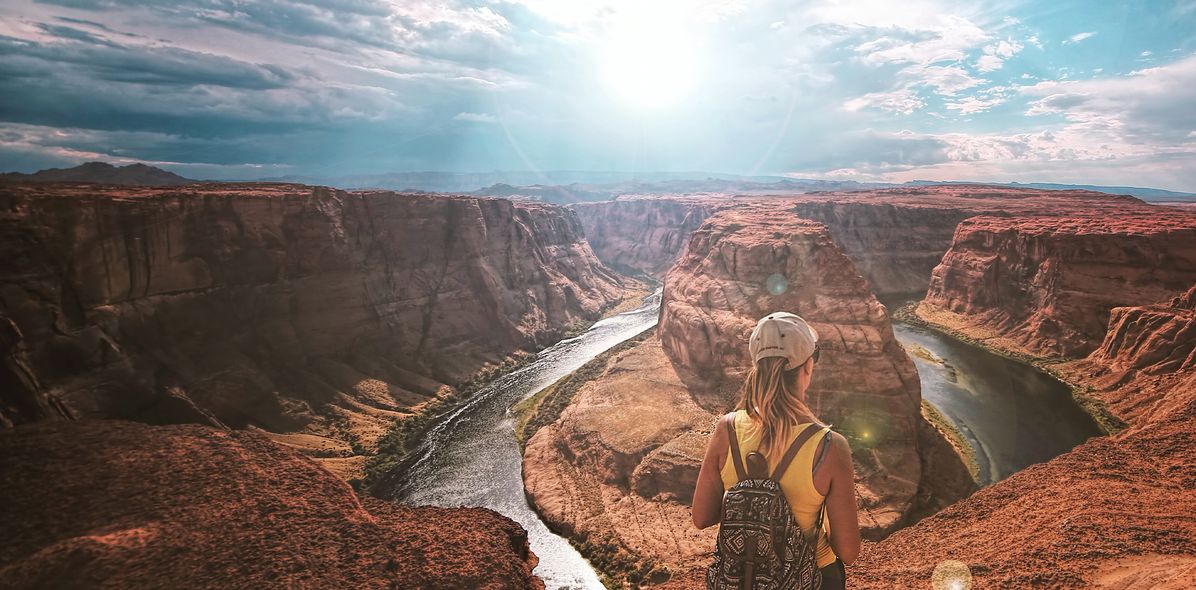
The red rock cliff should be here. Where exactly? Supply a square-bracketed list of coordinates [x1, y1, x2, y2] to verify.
[920, 211, 1196, 358]
[0, 183, 623, 446]
[572, 198, 716, 276]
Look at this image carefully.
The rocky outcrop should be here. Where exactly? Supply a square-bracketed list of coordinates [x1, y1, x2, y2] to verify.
[0, 183, 623, 455]
[0, 420, 542, 589]
[919, 211, 1196, 358]
[657, 205, 927, 534]
[572, 198, 716, 276]
[1064, 284, 1196, 426]
[523, 336, 715, 583]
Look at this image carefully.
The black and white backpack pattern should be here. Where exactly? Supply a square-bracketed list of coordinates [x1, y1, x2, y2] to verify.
[706, 415, 830, 590]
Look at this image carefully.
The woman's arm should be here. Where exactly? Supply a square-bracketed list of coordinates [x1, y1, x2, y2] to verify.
[691, 417, 729, 529]
[823, 432, 861, 564]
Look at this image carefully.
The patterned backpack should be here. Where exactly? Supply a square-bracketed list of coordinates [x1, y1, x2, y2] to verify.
[707, 415, 831, 590]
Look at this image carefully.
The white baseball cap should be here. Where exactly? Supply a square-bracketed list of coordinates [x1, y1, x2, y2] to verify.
[749, 312, 819, 369]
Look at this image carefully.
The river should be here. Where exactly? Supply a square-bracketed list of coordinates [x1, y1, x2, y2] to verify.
[892, 320, 1103, 484]
[394, 289, 662, 590]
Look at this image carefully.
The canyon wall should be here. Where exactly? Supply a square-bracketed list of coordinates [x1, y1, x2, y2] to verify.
[789, 201, 973, 298]
[0, 183, 624, 451]
[0, 419, 542, 589]
[920, 211, 1196, 358]
[571, 198, 716, 276]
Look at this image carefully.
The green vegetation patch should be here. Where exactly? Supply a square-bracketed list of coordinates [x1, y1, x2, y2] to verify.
[921, 399, 981, 482]
[514, 327, 654, 448]
[361, 352, 535, 492]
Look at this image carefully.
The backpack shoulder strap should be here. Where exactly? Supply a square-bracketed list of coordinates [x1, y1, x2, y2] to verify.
[723, 413, 747, 482]
[812, 430, 833, 475]
[811, 430, 834, 537]
[771, 423, 822, 480]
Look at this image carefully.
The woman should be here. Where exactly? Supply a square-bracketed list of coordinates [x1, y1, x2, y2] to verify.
[692, 312, 861, 590]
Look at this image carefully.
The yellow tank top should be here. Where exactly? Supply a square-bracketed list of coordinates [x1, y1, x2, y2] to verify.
[718, 409, 836, 568]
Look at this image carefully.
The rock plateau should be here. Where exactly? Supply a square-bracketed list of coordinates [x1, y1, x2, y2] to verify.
[0, 419, 542, 590]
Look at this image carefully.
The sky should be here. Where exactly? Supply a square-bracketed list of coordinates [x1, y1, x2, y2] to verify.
[1, 0, 1195, 190]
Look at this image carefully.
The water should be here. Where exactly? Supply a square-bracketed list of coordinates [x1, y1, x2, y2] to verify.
[395, 289, 662, 590]
[892, 321, 1103, 484]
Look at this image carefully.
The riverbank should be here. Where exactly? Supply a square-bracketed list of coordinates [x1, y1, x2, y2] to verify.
[892, 302, 1126, 436]
[362, 278, 652, 493]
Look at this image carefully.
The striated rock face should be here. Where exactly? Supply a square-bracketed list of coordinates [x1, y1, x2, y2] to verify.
[0, 420, 542, 589]
[789, 201, 974, 298]
[920, 212, 1196, 358]
[657, 205, 924, 534]
[572, 198, 716, 276]
[0, 183, 623, 448]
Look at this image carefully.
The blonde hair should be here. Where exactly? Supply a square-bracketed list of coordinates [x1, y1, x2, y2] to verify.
[737, 356, 818, 460]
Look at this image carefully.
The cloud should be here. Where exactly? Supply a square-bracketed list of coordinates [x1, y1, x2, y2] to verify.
[1022, 54, 1196, 144]
[975, 39, 1023, 72]
[944, 96, 1003, 114]
[453, 111, 497, 123]
[1063, 31, 1096, 44]
[843, 89, 925, 114]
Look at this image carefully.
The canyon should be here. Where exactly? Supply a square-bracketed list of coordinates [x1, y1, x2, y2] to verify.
[0, 183, 625, 460]
[523, 202, 975, 583]
[5, 179, 1196, 589]
[0, 181, 631, 589]
[526, 185, 1196, 587]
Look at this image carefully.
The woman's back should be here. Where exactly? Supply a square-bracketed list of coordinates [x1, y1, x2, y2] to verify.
[718, 410, 837, 568]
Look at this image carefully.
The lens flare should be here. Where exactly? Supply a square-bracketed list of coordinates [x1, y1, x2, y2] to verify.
[766, 273, 788, 295]
[931, 560, 973, 590]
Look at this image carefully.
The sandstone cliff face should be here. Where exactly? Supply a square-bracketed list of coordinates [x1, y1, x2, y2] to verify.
[572, 198, 716, 276]
[920, 212, 1196, 358]
[789, 201, 974, 298]
[657, 205, 925, 534]
[0, 420, 542, 589]
[0, 183, 623, 449]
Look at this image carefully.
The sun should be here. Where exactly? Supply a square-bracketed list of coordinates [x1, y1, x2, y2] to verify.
[600, 16, 700, 108]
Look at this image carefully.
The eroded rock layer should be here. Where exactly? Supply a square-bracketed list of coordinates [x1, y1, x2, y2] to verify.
[919, 212, 1196, 358]
[0, 183, 623, 453]
[0, 420, 542, 589]
[571, 198, 716, 276]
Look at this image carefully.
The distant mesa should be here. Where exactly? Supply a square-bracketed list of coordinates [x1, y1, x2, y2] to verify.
[0, 161, 195, 186]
